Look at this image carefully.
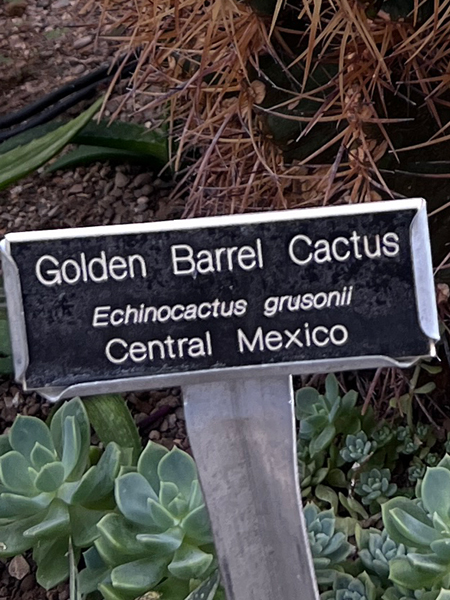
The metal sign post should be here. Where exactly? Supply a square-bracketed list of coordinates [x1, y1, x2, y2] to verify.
[0, 199, 439, 600]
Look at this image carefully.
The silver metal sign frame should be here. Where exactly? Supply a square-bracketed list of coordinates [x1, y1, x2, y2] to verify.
[0, 198, 439, 403]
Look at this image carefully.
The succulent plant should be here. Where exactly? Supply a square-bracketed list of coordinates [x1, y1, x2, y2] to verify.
[354, 469, 397, 506]
[356, 526, 406, 583]
[415, 424, 430, 441]
[304, 502, 353, 585]
[340, 433, 377, 464]
[296, 375, 359, 458]
[0, 398, 125, 589]
[321, 572, 376, 600]
[396, 427, 411, 443]
[407, 458, 426, 484]
[298, 452, 329, 498]
[80, 441, 215, 600]
[372, 425, 393, 448]
[400, 441, 419, 456]
[425, 453, 439, 467]
[382, 455, 450, 590]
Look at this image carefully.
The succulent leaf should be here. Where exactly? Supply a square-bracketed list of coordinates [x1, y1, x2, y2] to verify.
[10, 416, 55, 461]
[115, 472, 159, 528]
[421, 467, 450, 523]
[23, 499, 70, 540]
[168, 543, 214, 579]
[0, 451, 37, 495]
[158, 447, 198, 499]
[110, 556, 169, 594]
[34, 461, 66, 493]
[34, 536, 76, 589]
[138, 440, 169, 494]
[61, 416, 81, 479]
[31, 443, 57, 470]
[71, 442, 121, 505]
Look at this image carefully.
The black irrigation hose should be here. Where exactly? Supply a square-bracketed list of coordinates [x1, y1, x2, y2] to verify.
[0, 56, 140, 143]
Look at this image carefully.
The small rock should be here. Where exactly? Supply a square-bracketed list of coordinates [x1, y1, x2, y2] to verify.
[68, 183, 83, 194]
[137, 196, 149, 206]
[73, 35, 93, 50]
[53, 0, 70, 6]
[133, 172, 153, 187]
[6, 0, 27, 17]
[149, 430, 161, 441]
[8, 555, 30, 580]
[20, 573, 35, 592]
[71, 64, 86, 75]
[114, 172, 129, 188]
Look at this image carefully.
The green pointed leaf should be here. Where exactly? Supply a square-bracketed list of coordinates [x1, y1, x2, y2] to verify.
[61, 416, 81, 478]
[382, 497, 436, 549]
[325, 374, 339, 400]
[422, 467, 450, 522]
[35, 461, 65, 493]
[24, 499, 70, 540]
[69, 504, 108, 547]
[181, 504, 213, 544]
[74, 120, 169, 165]
[0, 492, 50, 518]
[0, 99, 102, 191]
[0, 513, 41, 557]
[136, 526, 185, 553]
[10, 416, 55, 461]
[390, 507, 440, 547]
[31, 443, 57, 470]
[389, 555, 446, 589]
[160, 481, 180, 508]
[185, 570, 220, 600]
[48, 145, 148, 172]
[148, 498, 176, 529]
[83, 395, 141, 465]
[295, 387, 320, 419]
[138, 441, 169, 494]
[115, 472, 159, 528]
[168, 543, 214, 580]
[158, 447, 198, 499]
[188, 480, 204, 511]
[111, 556, 168, 594]
[95, 513, 149, 565]
[51, 398, 90, 481]
[0, 451, 36, 495]
[310, 424, 336, 456]
[71, 442, 121, 505]
[34, 536, 74, 589]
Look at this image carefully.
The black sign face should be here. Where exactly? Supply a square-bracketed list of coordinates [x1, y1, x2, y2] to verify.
[0, 200, 438, 395]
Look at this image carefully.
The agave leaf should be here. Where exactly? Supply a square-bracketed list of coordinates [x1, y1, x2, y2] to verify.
[74, 120, 169, 165]
[30, 443, 57, 470]
[24, 499, 70, 540]
[34, 461, 65, 493]
[138, 441, 169, 494]
[181, 504, 213, 544]
[95, 513, 149, 565]
[184, 570, 220, 600]
[295, 387, 320, 419]
[0, 99, 102, 191]
[82, 395, 141, 465]
[61, 416, 81, 479]
[71, 442, 121, 506]
[0, 513, 42, 557]
[115, 472, 159, 528]
[422, 467, 450, 523]
[10, 415, 55, 461]
[136, 526, 185, 554]
[0, 451, 36, 495]
[48, 145, 147, 172]
[34, 536, 74, 589]
[0, 492, 50, 518]
[168, 544, 214, 580]
[110, 556, 168, 594]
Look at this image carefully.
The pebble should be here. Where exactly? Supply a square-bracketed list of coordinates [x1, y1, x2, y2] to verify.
[133, 172, 153, 187]
[71, 63, 86, 75]
[137, 195, 149, 205]
[8, 555, 30, 580]
[73, 35, 93, 50]
[114, 172, 129, 188]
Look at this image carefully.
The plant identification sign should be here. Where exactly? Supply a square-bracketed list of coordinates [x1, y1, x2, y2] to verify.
[0, 199, 439, 400]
